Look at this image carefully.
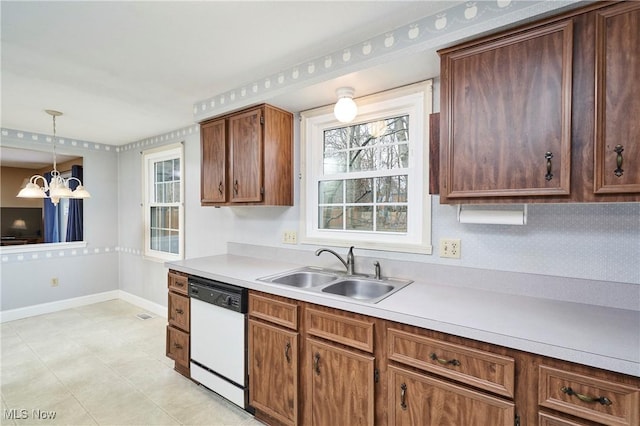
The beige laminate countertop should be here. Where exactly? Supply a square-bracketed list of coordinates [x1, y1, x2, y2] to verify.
[166, 254, 640, 378]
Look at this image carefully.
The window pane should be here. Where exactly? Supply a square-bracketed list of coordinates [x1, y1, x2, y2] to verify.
[346, 206, 373, 231]
[150, 228, 159, 251]
[376, 175, 408, 203]
[348, 147, 375, 172]
[376, 206, 408, 233]
[319, 180, 343, 204]
[165, 182, 173, 203]
[169, 231, 179, 254]
[380, 116, 409, 143]
[155, 162, 163, 183]
[173, 158, 180, 180]
[346, 178, 373, 203]
[380, 144, 409, 169]
[319, 206, 343, 230]
[323, 150, 347, 174]
[160, 229, 170, 252]
[150, 207, 158, 228]
[155, 182, 164, 203]
[170, 207, 179, 230]
[173, 182, 180, 203]
[324, 128, 348, 151]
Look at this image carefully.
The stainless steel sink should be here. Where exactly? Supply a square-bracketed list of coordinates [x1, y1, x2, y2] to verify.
[258, 267, 339, 288]
[269, 270, 338, 288]
[321, 279, 395, 300]
[258, 267, 412, 303]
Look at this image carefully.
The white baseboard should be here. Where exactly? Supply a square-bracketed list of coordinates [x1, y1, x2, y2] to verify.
[1, 290, 167, 323]
[117, 290, 167, 318]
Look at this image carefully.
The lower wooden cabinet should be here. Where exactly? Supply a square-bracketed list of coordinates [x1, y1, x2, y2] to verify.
[166, 269, 190, 377]
[247, 291, 640, 426]
[388, 365, 515, 426]
[249, 319, 298, 426]
[539, 365, 640, 426]
[307, 338, 375, 426]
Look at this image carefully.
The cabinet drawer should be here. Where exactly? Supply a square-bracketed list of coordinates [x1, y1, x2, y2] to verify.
[306, 307, 374, 353]
[539, 365, 640, 426]
[249, 292, 298, 330]
[168, 291, 190, 332]
[166, 326, 189, 368]
[168, 270, 189, 295]
[388, 328, 515, 398]
[539, 412, 590, 426]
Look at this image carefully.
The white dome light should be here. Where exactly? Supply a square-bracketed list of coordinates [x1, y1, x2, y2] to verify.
[333, 87, 358, 123]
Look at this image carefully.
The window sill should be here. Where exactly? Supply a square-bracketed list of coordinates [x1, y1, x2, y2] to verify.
[300, 236, 433, 255]
[0, 241, 88, 255]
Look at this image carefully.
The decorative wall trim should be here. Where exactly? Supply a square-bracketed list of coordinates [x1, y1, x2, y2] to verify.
[192, 0, 584, 122]
[118, 124, 199, 152]
[1, 245, 118, 264]
[0, 290, 167, 323]
[1, 128, 116, 154]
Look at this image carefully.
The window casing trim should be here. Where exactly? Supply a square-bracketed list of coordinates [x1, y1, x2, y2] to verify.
[142, 143, 184, 261]
[300, 81, 432, 254]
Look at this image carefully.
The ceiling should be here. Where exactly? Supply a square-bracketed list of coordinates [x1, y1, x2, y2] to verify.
[1, 1, 459, 146]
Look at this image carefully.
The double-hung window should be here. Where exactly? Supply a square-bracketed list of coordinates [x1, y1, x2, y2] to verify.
[142, 144, 184, 261]
[301, 81, 432, 254]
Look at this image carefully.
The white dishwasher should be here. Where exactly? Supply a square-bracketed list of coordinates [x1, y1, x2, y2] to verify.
[188, 276, 249, 410]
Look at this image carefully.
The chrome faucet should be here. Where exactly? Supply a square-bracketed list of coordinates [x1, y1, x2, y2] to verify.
[315, 246, 355, 275]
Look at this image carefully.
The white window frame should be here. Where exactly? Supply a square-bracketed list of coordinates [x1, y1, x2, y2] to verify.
[142, 143, 184, 261]
[300, 80, 432, 254]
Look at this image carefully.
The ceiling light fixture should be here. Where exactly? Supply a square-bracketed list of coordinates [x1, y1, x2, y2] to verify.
[17, 110, 91, 206]
[333, 87, 358, 123]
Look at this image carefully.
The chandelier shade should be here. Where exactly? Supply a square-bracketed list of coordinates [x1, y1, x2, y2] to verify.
[16, 110, 91, 205]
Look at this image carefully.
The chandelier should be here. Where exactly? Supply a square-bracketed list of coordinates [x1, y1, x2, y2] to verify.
[17, 110, 91, 206]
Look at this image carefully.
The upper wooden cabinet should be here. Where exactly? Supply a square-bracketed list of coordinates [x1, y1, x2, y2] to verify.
[200, 104, 293, 206]
[593, 2, 640, 194]
[440, 20, 574, 200]
[437, 2, 640, 204]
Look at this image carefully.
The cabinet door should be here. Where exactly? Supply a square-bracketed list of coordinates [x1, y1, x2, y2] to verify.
[308, 338, 374, 426]
[249, 319, 298, 426]
[229, 108, 263, 202]
[168, 292, 189, 332]
[201, 118, 227, 204]
[388, 365, 514, 426]
[594, 2, 640, 194]
[440, 20, 573, 199]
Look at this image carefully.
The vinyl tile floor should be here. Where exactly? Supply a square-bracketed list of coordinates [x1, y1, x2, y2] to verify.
[1, 300, 263, 425]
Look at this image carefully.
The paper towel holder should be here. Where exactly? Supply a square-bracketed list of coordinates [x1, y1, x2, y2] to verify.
[457, 204, 528, 225]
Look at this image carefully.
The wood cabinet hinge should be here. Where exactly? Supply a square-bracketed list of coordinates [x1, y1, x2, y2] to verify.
[514, 414, 520, 426]
[374, 368, 379, 383]
[260, 187, 265, 195]
[260, 115, 264, 125]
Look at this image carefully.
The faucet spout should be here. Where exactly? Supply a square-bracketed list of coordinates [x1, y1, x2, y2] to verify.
[315, 246, 356, 275]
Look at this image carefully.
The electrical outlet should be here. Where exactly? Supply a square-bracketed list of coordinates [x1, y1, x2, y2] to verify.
[51, 277, 59, 287]
[282, 230, 298, 244]
[439, 238, 461, 259]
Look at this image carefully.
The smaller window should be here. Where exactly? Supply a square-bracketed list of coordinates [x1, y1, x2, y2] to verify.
[143, 145, 184, 261]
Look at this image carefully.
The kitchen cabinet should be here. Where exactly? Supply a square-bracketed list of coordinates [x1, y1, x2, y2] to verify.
[166, 269, 190, 377]
[388, 365, 514, 426]
[305, 307, 376, 426]
[386, 327, 515, 426]
[593, 2, 640, 194]
[538, 365, 640, 426]
[200, 104, 293, 206]
[439, 19, 574, 200]
[248, 292, 299, 426]
[437, 2, 640, 204]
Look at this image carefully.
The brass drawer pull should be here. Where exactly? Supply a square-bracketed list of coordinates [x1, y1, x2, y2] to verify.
[561, 386, 612, 406]
[175, 308, 184, 315]
[545, 151, 554, 181]
[430, 353, 461, 366]
[285, 342, 291, 364]
[173, 342, 183, 350]
[313, 353, 320, 375]
[234, 180, 239, 195]
[400, 383, 408, 411]
[614, 145, 624, 177]
[218, 181, 224, 195]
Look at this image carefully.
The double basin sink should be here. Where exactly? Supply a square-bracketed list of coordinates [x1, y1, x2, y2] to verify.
[257, 267, 412, 303]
